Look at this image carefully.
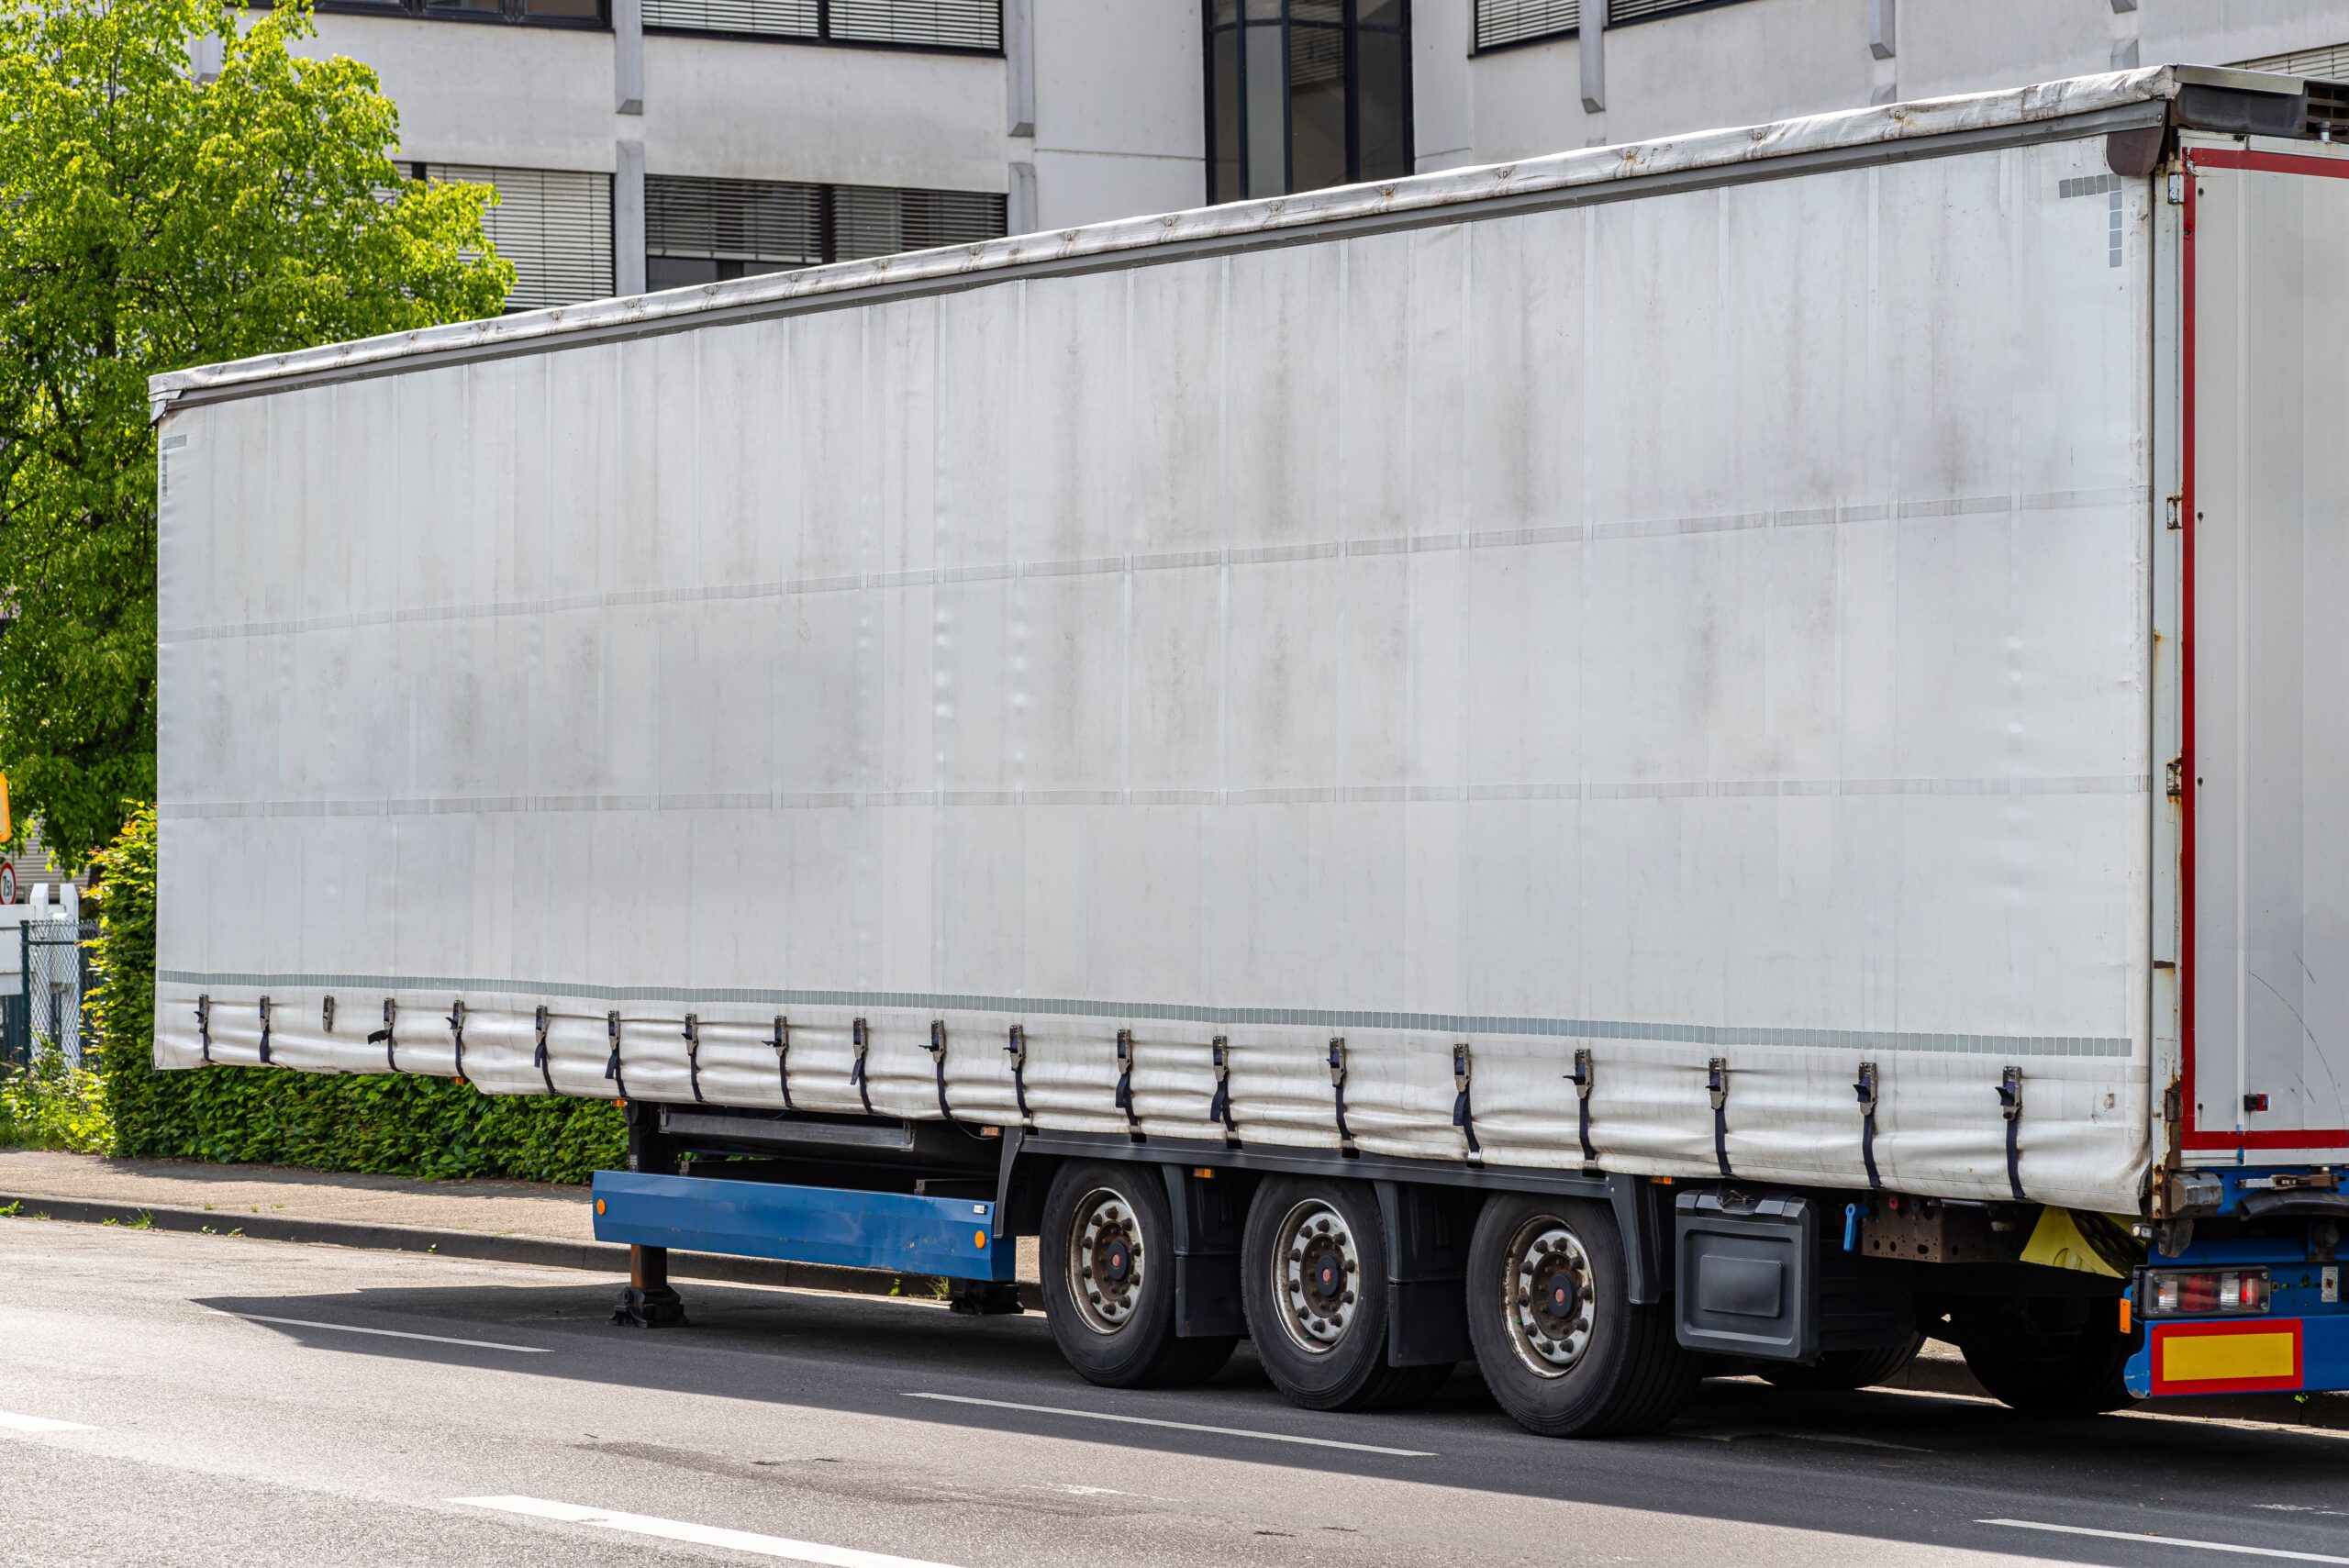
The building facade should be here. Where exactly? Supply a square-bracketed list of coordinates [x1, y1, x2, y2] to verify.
[298, 0, 2349, 307]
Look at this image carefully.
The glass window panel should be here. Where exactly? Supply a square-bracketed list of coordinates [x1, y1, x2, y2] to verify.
[1354, 25, 1409, 181]
[521, 0, 602, 18]
[1212, 26, 1243, 204]
[1287, 20, 1346, 193]
[1359, 0, 1406, 24]
[647, 255, 722, 292]
[421, 0, 503, 14]
[1242, 0, 1280, 18]
[1244, 21, 1286, 197]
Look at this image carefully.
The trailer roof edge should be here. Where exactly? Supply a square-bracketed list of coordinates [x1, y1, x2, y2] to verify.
[151, 65, 2237, 409]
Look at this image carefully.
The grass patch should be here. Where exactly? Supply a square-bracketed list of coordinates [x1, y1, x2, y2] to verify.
[0, 1043, 112, 1153]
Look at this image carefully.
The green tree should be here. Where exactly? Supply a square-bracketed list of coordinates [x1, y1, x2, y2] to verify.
[0, 0, 509, 862]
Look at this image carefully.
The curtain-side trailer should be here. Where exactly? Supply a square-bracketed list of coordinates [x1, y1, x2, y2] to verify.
[150, 64, 2349, 1436]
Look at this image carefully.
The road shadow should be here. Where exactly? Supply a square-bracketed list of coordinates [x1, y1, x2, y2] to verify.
[190, 1270, 2349, 1568]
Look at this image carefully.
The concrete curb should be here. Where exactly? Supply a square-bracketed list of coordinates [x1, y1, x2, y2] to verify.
[0, 1192, 1046, 1312]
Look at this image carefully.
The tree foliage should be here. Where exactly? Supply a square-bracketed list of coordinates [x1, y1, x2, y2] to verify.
[0, 0, 510, 861]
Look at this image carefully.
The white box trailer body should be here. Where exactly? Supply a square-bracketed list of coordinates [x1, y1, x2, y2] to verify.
[149, 67, 2349, 1231]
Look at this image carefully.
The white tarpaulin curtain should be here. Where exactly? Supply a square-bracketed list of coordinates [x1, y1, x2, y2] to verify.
[154, 119, 2155, 1212]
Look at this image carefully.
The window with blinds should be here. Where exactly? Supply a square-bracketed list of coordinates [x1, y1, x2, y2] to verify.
[828, 0, 998, 48]
[832, 184, 1007, 259]
[318, 0, 605, 24]
[424, 165, 614, 309]
[644, 174, 1006, 291]
[1474, 0, 1577, 50]
[637, 0, 813, 35]
[1604, 0, 1722, 24]
[648, 175, 824, 265]
[640, 0, 999, 50]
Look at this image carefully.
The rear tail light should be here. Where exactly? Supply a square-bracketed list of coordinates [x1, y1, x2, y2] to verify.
[2144, 1267, 2272, 1318]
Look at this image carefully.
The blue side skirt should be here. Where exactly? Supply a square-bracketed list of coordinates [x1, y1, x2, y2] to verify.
[591, 1170, 1016, 1284]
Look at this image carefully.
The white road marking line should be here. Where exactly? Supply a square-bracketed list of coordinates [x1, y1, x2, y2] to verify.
[217, 1310, 551, 1353]
[903, 1392, 1434, 1456]
[0, 1412, 94, 1434]
[454, 1496, 963, 1567]
[1981, 1518, 2349, 1563]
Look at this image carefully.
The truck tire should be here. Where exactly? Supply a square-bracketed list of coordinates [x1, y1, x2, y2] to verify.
[1040, 1162, 1237, 1388]
[1241, 1176, 1453, 1412]
[1464, 1194, 1699, 1438]
[1955, 1307, 2138, 1417]
[1760, 1334, 1924, 1393]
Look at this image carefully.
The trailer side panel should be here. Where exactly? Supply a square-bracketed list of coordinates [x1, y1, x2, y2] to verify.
[154, 129, 2154, 1210]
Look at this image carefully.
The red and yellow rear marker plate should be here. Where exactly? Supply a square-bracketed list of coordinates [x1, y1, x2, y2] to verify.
[2149, 1318, 2304, 1396]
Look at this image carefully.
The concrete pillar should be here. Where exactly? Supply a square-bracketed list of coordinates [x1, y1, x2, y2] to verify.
[1867, 0, 1898, 105]
[1005, 0, 1035, 137]
[1008, 161, 1038, 234]
[615, 0, 644, 115]
[615, 139, 646, 296]
[1579, 14, 1604, 114]
[2108, 0, 2141, 71]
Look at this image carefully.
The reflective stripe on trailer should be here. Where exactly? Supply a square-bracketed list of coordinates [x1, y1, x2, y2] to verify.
[2139, 1318, 2304, 1396]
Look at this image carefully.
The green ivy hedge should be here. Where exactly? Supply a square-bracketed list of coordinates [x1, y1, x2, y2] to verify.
[87, 807, 625, 1184]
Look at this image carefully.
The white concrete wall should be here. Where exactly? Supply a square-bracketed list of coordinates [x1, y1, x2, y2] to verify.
[1424, 0, 2349, 174]
[304, 6, 1197, 260]
[313, 14, 617, 171]
[1030, 0, 1203, 227]
[1604, 0, 1871, 140]
[642, 35, 1008, 188]
[1893, 0, 2115, 100]
[303, 0, 2349, 296]
[2141, 0, 2349, 69]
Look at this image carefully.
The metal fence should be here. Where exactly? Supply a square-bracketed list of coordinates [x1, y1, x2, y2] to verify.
[4, 918, 97, 1071]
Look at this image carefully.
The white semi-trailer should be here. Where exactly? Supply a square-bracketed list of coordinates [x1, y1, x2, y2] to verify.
[150, 65, 2349, 1435]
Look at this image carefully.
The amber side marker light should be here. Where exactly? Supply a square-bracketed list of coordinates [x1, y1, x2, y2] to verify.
[595, 1198, 607, 1216]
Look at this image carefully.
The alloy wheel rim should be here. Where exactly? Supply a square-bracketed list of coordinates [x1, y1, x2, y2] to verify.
[1504, 1217, 1596, 1377]
[1274, 1198, 1360, 1354]
[1067, 1186, 1146, 1334]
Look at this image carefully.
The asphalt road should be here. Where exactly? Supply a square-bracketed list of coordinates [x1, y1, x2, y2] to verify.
[5, 1222, 2348, 1568]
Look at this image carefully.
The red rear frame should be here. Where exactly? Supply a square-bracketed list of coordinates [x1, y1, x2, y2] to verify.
[2178, 145, 2349, 1153]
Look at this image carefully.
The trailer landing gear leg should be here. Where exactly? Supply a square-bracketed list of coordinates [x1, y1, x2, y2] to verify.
[948, 1280, 1025, 1316]
[614, 1243, 687, 1328]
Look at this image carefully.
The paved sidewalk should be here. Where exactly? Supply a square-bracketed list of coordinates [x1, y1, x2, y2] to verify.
[0, 1150, 588, 1238]
[0, 1149, 1043, 1301]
